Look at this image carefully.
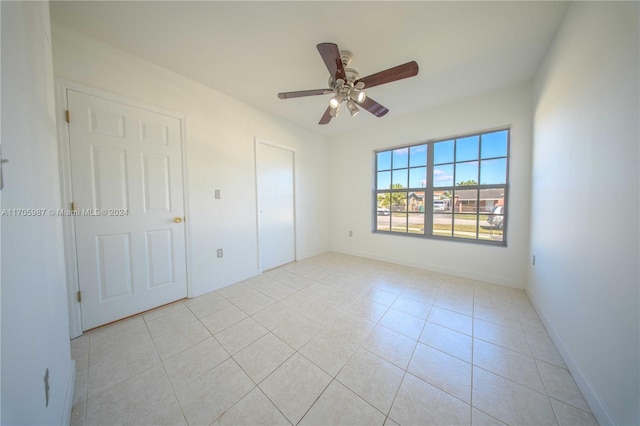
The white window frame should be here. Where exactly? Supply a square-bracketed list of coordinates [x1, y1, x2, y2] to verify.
[373, 128, 510, 246]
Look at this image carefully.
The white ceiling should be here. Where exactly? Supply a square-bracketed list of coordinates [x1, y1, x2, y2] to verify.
[50, 1, 568, 137]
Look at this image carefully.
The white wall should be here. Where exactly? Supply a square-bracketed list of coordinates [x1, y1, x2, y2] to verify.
[329, 83, 533, 288]
[530, 2, 639, 425]
[51, 24, 330, 298]
[0, 2, 74, 424]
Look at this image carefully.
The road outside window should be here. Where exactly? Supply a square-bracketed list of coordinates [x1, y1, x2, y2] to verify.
[375, 129, 509, 244]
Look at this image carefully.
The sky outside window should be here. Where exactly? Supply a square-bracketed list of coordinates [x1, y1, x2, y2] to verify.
[374, 128, 509, 244]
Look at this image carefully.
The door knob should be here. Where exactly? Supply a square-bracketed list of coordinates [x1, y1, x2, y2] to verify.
[173, 217, 183, 223]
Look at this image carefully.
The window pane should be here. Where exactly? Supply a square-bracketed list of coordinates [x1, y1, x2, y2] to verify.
[392, 169, 408, 188]
[376, 193, 391, 231]
[377, 215, 391, 231]
[408, 213, 424, 234]
[479, 189, 505, 213]
[408, 191, 425, 212]
[454, 189, 478, 213]
[433, 164, 454, 187]
[433, 213, 452, 237]
[455, 161, 478, 186]
[433, 191, 452, 213]
[373, 129, 508, 244]
[480, 158, 507, 185]
[393, 148, 408, 169]
[480, 200, 504, 241]
[391, 213, 408, 233]
[377, 171, 391, 190]
[390, 192, 407, 213]
[456, 136, 479, 162]
[454, 214, 477, 239]
[481, 130, 508, 159]
[409, 145, 427, 167]
[377, 150, 391, 170]
[479, 215, 504, 241]
[409, 167, 426, 188]
[434, 140, 454, 164]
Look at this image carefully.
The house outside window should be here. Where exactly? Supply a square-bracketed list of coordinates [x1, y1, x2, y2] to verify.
[375, 128, 509, 244]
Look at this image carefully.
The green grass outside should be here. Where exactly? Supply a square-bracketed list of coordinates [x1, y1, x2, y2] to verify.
[390, 212, 495, 221]
[387, 224, 503, 235]
[434, 224, 503, 234]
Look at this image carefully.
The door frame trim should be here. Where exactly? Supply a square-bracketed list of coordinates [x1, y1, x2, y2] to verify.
[55, 79, 192, 338]
[254, 138, 297, 273]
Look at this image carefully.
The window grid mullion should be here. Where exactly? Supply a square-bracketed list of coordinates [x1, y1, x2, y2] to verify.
[374, 128, 508, 244]
[476, 134, 482, 239]
[452, 137, 457, 238]
[425, 143, 434, 236]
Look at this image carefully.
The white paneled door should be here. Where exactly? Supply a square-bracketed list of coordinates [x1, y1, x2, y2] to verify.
[256, 142, 296, 271]
[67, 90, 187, 330]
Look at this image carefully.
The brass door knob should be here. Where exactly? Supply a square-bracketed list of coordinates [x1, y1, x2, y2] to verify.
[173, 217, 183, 223]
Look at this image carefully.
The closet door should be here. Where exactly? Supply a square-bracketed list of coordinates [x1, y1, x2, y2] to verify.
[256, 141, 296, 271]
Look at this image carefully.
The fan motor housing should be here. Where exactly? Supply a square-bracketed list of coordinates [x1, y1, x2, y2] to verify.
[327, 50, 361, 89]
[276, 42, 418, 124]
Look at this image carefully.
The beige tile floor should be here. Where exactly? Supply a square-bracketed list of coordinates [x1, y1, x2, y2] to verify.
[70, 253, 598, 426]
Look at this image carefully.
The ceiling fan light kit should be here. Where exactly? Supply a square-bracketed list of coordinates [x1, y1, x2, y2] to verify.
[329, 101, 341, 117]
[329, 94, 341, 108]
[277, 42, 419, 125]
[346, 99, 360, 117]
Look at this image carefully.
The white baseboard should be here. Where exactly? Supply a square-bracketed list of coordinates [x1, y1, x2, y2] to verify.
[525, 289, 615, 425]
[329, 247, 616, 423]
[61, 360, 76, 426]
[331, 248, 526, 289]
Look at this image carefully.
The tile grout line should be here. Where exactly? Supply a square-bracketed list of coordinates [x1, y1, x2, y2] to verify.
[514, 291, 561, 424]
[470, 286, 475, 425]
[382, 292, 434, 424]
[141, 306, 191, 426]
[202, 291, 300, 424]
[208, 357, 262, 426]
[309, 277, 391, 420]
[249, 272, 334, 426]
[469, 290, 558, 424]
[82, 316, 158, 420]
[82, 335, 90, 426]
[291, 375, 334, 425]
[74, 253, 594, 425]
[271, 275, 393, 424]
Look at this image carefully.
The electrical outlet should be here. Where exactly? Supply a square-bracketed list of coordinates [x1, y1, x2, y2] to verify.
[217, 248, 223, 258]
[215, 189, 221, 199]
[349, 230, 353, 237]
[532, 255, 536, 266]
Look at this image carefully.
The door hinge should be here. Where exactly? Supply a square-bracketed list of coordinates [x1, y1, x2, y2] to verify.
[65, 110, 70, 123]
[77, 291, 82, 303]
[71, 201, 76, 211]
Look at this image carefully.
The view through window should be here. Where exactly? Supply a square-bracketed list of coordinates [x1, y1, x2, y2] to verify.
[375, 129, 509, 244]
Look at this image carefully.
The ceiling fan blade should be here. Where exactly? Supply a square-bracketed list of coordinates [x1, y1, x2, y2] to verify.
[356, 97, 389, 118]
[319, 106, 333, 125]
[317, 42, 346, 81]
[356, 61, 419, 89]
[278, 89, 333, 99]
